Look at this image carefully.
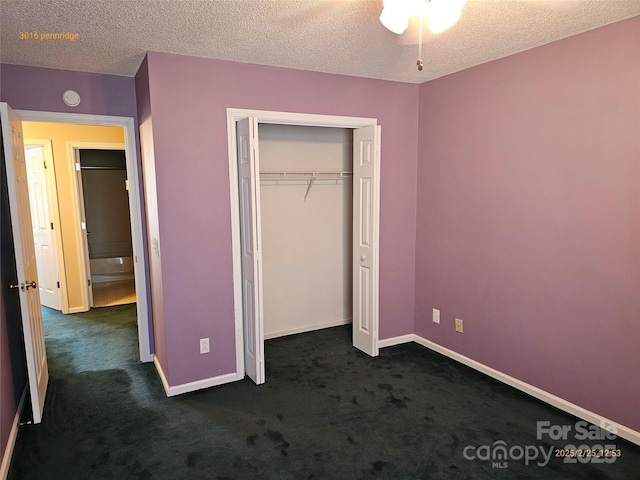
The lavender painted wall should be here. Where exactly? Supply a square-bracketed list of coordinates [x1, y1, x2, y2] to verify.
[0, 64, 137, 117]
[415, 17, 640, 431]
[142, 52, 419, 386]
[135, 56, 167, 376]
[135, 57, 151, 123]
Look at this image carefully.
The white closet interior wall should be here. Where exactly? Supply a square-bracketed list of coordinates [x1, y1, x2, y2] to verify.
[259, 124, 353, 339]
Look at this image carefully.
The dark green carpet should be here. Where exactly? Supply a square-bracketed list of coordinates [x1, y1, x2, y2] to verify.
[8, 305, 640, 479]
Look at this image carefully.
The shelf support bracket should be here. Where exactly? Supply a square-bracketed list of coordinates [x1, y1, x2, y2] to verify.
[303, 174, 317, 202]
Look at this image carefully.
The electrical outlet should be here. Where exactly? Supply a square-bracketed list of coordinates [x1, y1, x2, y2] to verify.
[432, 308, 440, 324]
[200, 338, 210, 354]
[455, 318, 463, 333]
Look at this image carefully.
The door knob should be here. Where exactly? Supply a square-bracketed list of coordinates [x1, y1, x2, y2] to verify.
[9, 281, 36, 291]
[360, 254, 367, 262]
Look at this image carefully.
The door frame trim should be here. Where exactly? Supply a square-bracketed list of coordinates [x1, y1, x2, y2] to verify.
[226, 108, 378, 379]
[67, 141, 126, 311]
[16, 110, 152, 363]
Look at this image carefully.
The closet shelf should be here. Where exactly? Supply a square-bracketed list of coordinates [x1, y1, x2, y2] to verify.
[260, 171, 352, 180]
[260, 171, 352, 201]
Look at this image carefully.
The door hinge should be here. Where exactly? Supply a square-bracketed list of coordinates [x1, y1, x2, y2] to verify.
[50, 222, 54, 230]
[43, 160, 47, 169]
[87, 279, 91, 287]
[57, 281, 60, 288]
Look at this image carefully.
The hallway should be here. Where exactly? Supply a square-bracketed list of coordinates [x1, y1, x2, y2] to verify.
[91, 279, 136, 308]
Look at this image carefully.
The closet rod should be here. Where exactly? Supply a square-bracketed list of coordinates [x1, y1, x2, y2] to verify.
[80, 165, 126, 170]
[260, 171, 352, 177]
[259, 171, 351, 202]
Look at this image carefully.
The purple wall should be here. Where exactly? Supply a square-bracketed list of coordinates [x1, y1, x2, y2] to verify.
[142, 52, 419, 386]
[0, 64, 137, 117]
[415, 17, 640, 431]
[135, 56, 167, 375]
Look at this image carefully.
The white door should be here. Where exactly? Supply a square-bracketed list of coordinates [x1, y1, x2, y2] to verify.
[25, 145, 62, 311]
[352, 125, 381, 357]
[237, 117, 265, 384]
[1, 103, 49, 423]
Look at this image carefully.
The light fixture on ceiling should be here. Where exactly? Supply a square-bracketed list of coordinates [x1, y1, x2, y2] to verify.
[380, 0, 467, 71]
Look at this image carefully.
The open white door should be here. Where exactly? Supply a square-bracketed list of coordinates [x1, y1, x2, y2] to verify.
[25, 145, 62, 311]
[1, 103, 49, 423]
[73, 150, 94, 308]
[236, 117, 265, 384]
[352, 125, 381, 357]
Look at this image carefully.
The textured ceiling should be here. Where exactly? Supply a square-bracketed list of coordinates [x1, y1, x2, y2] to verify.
[1, 0, 639, 84]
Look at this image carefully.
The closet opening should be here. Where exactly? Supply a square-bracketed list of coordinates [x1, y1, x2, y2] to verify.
[228, 109, 381, 386]
[259, 124, 353, 340]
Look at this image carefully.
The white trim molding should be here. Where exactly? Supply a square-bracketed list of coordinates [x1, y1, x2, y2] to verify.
[264, 318, 352, 340]
[153, 356, 170, 394]
[0, 388, 27, 480]
[66, 141, 127, 312]
[154, 356, 242, 397]
[379, 334, 640, 446]
[378, 334, 414, 348]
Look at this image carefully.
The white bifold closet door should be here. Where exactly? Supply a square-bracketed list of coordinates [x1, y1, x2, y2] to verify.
[352, 125, 381, 357]
[237, 117, 265, 385]
[237, 117, 380, 385]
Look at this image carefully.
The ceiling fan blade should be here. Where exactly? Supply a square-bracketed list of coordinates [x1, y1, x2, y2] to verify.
[395, 0, 590, 45]
[514, 0, 590, 11]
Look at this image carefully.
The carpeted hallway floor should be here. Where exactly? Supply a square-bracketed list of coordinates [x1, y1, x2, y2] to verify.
[8, 304, 640, 479]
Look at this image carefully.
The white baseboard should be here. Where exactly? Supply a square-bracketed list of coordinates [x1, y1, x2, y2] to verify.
[264, 318, 352, 340]
[378, 334, 640, 446]
[378, 334, 414, 348]
[1, 387, 27, 480]
[153, 355, 242, 397]
[153, 356, 171, 394]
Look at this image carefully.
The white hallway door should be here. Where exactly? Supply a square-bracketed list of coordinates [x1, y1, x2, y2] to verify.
[235, 114, 380, 384]
[1, 102, 49, 423]
[25, 145, 62, 311]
